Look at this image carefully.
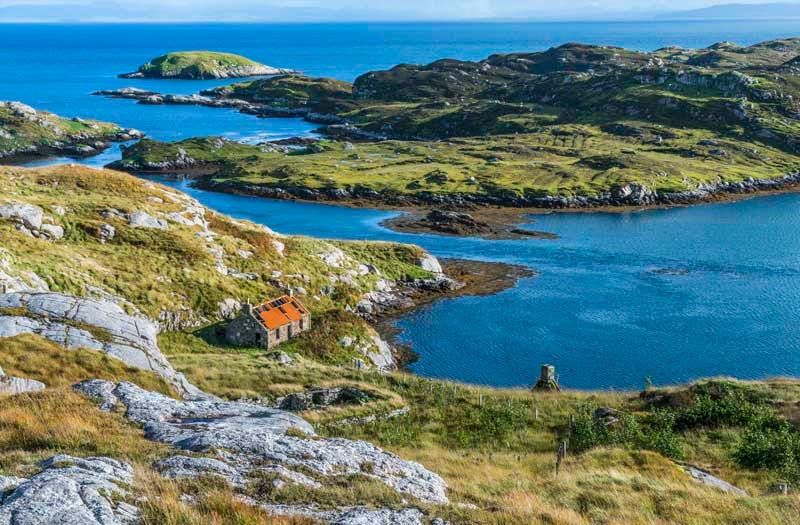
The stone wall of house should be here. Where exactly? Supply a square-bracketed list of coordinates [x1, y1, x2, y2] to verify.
[225, 305, 269, 348]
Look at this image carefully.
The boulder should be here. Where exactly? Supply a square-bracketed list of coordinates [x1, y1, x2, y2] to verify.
[0, 203, 43, 231]
[39, 223, 64, 240]
[0, 375, 45, 396]
[75, 380, 448, 504]
[0, 292, 202, 398]
[254, 504, 427, 525]
[684, 466, 747, 496]
[416, 253, 443, 274]
[128, 210, 167, 229]
[0, 455, 137, 525]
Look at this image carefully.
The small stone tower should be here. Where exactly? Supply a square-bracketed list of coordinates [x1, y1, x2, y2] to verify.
[533, 364, 561, 391]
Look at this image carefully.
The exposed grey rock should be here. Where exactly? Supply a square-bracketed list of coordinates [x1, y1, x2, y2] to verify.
[267, 351, 293, 365]
[39, 223, 64, 240]
[75, 380, 448, 504]
[216, 298, 241, 319]
[0, 375, 45, 396]
[684, 466, 747, 496]
[0, 292, 202, 398]
[416, 253, 443, 274]
[0, 455, 136, 525]
[0, 203, 43, 231]
[252, 502, 426, 525]
[98, 223, 116, 243]
[155, 456, 247, 487]
[128, 210, 167, 230]
[276, 386, 372, 412]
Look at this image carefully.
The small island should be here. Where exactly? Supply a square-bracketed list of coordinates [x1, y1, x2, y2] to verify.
[119, 51, 295, 80]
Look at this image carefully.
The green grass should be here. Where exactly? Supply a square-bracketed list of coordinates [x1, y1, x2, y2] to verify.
[132, 51, 271, 79]
[118, 126, 799, 202]
[0, 103, 125, 158]
[0, 164, 430, 332]
[158, 330, 800, 524]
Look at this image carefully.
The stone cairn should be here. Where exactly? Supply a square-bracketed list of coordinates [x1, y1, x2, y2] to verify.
[533, 364, 561, 392]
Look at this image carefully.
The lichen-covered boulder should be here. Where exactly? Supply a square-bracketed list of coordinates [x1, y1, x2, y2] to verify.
[75, 380, 448, 504]
[0, 292, 202, 398]
[0, 455, 137, 525]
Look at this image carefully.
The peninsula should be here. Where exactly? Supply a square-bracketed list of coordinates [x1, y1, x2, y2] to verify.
[119, 51, 295, 80]
[105, 38, 800, 213]
[0, 101, 142, 161]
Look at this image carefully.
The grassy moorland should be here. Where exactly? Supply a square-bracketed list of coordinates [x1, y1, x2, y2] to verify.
[0, 164, 434, 364]
[114, 39, 800, 207]
[3, 328, 800, 524]
[1, 167, 800, 522]
[0, 101, 137, 160]
[139, 331, 800, 523]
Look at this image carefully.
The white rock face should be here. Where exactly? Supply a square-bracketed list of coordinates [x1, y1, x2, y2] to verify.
[75, 380, 448, 504]
[416, 253, 443, 274]
[254, 503, 426, 525]
[361, 335, 395, 371]
[39, 223, 64, 240]
[0, 203, 43, 231]
[128, 210, 167, 229]
[0, 375, 45, 396]
[0, 455, 137, 525]
[318, 248, 347, 268]
[0, 253, 49, 294]
[0, 292, 202, 398]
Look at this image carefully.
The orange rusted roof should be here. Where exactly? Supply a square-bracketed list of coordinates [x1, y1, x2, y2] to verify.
[255, 295, 308, 330]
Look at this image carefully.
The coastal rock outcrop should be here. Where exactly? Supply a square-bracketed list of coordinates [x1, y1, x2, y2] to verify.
[74, 380, 449, 504]
[0, 455, 137, 525]
[0, 292, 201, 398]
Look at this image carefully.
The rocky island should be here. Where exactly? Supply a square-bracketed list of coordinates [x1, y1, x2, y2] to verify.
[0, 101, 142, 161]
[119, 51, 295, 80]
[104, 38, 800, 213]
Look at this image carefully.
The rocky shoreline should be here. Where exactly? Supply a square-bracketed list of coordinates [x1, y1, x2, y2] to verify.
[188, 172, 800, 210]
[369, 258, 535, 368]
[93, 87, 344, 126]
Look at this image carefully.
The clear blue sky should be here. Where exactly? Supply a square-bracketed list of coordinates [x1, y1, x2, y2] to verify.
[0, 0, 790, 22]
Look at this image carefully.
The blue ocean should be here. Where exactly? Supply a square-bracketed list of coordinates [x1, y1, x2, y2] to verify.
[3, 21, 800, 389]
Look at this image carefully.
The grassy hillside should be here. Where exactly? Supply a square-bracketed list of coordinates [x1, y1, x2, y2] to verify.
[0, 101, 137, 160]
[4, 328, 800, 524]
[0, 164, 432, 363]
[115, 38, 800, 206]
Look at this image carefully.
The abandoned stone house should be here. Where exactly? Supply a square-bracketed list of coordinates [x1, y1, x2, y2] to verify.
[225, 295, 311, 349]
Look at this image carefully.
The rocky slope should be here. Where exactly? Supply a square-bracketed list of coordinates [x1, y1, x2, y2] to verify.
[0, 101, 141, 161]
[119, 51, 294, 80]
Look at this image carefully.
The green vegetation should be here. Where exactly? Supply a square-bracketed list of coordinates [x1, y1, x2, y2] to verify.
[159, 330, 800, 524]
[120, 38, 800, 205]
[117, 129, 798, 203]
[0, 102, 130, 159]
[204, 74, 355, 113]
[122, 51, 287, 79]
[0, 164, 429, 339]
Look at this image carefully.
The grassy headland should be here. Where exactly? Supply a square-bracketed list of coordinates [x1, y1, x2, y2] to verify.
[111, 38, 800, 210]
[0, 101, 140, 161]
